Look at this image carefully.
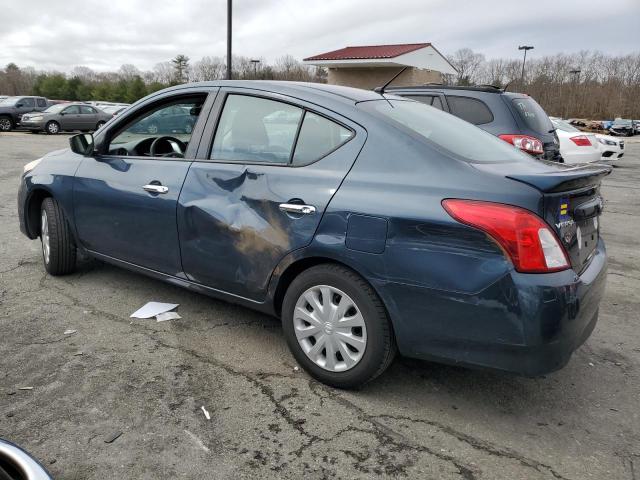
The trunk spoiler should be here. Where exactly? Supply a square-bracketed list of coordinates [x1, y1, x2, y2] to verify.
[506, 164, 612, 193]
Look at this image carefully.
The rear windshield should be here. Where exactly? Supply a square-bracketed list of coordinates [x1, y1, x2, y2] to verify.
[511, 97, 553, 134]
[358, 99, 532, 163]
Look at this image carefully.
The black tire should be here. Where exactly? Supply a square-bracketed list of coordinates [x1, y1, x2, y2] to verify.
[0, 116, 13, 132]
[282, 264, 396, 389]
[45, 121, 60, 135]
[40, 197, 77, 275]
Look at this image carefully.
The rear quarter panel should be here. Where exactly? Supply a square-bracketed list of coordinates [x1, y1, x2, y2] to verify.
[319, 118, 544, 352]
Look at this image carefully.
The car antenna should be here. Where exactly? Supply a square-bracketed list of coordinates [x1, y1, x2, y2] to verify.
[374, 66, 408, 95]
[502, 81, 511, 93]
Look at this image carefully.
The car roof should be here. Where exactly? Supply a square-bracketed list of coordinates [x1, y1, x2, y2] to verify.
[158, 80, 387, 104]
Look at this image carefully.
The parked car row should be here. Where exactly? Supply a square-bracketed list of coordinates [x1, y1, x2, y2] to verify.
[19, 81, 610, 388]
[570, 118, 640, 136]
[0, 95, 130, 133]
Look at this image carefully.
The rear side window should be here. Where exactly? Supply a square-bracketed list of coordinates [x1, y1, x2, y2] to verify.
[446, 96, 493, 125]
[80, 106, 96, 114]
[511, 97, 553, 134]
[404, 95, 444, 111]
[36, 98, 47, 107]
[19, 98, 35, 108]
[211, 95, 303, 164]
[292, 112, 353, 166]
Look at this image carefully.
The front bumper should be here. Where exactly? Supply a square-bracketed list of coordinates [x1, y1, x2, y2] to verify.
[17, 176, 32, 238]
[20, 120, 46, 130]
[377, 238, 607, 376]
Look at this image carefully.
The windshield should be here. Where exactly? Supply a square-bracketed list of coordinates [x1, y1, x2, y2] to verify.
[358, 99, 533, 163]
[511, 97, 554, 134]
[43, 104, 68, 114]
[551, 118, 580, 133]
[0, 97, 19, 106]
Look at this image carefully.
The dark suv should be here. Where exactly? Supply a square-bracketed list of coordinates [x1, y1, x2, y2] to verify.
[388, 85, 562, 162]
[0, 96, 49, 131]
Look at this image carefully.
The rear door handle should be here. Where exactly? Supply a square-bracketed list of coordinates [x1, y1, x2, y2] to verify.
[279, 203, 316, 215]
[143, 184, 169, 194]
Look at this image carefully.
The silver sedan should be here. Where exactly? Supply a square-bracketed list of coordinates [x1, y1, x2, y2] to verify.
[20, 103, 112, 134]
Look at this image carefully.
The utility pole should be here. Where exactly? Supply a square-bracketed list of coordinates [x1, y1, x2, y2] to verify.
[518, 45, 534, 86]
[250, 59, 261, 78]
[226, 0, 232, 80]
[569, 69, 581, 118]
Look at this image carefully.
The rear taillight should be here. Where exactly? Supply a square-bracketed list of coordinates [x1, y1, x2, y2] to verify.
[442, 199, 570, 273]
[570, 135, 592, 146]
[498, 134, 544, 155]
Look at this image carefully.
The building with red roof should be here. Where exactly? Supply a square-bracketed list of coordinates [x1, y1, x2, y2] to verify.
[303, 43, 457, 89]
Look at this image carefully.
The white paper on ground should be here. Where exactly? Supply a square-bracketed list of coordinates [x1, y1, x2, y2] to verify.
[156, 311, 182, 322]
[130, 302, 179, 319]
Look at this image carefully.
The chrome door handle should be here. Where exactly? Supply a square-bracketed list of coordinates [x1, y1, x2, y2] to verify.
[279, 203, 316, 215]
[143, 184, 169, 194]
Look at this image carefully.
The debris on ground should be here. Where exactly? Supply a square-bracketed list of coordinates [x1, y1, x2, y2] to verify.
[201, 406, 211, 420]
[293, 366, 299, 372]
[73, 351, 84, 356]
[156, 311, 182, 322]
[18, 387, 33, 391]
[130, 302, 179, 319]
[104, 430, 123, 444]
[63, 329, 77, 335]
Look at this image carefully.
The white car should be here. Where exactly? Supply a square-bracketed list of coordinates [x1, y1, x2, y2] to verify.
[595, 133, 624, 162]
[550, 117, 601, 164]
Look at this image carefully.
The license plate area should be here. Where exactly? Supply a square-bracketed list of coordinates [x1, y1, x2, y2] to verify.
[544, 185, 602, 273]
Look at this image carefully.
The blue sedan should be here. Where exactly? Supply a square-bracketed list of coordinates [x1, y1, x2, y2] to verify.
[18, 81, 610, 388]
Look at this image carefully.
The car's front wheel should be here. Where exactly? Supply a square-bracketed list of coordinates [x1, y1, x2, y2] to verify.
[0, 116, 13, 131]
[282, 264, 396, 388]
[95, 121, 106, 131]
[40, 197, 77, 275]
[45, 121, 60, 135]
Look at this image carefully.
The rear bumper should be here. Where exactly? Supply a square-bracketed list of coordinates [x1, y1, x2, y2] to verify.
[377, 238, 607, 376]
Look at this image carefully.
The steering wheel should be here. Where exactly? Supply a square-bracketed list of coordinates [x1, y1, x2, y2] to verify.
[149, 136, 186, 158]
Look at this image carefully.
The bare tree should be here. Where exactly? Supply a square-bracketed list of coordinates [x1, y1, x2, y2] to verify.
[447, 48, 486, 85]
[192, 56, 225, 81]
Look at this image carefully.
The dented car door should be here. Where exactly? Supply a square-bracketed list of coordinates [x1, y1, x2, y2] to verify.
[177, 88, 366, 301]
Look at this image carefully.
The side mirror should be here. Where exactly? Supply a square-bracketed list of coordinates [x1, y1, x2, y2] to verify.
[69, 133, 95, 156]
[16, 103, 24, 108]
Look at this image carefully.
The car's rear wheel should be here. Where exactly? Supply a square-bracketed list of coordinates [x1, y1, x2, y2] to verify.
[40, 197, 77, 275]
[0, 116, 13, 131]
[282, 264, 396, 388]
[45, 121, 60, 135]
[147, 124, 158, 134]
[95, 121, 106, 130]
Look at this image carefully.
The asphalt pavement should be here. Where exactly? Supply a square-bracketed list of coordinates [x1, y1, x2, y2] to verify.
[1, 131, 639, 479]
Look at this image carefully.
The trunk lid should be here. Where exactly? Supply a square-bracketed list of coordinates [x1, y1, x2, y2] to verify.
[475, 161, 611, 273]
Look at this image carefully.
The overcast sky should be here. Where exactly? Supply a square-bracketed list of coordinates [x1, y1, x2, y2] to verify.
[1, 0, 639, 72]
